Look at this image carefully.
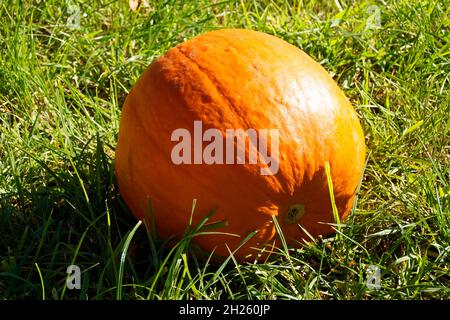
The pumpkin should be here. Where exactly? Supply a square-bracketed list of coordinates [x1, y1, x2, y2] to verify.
[115, 29, 366, 261]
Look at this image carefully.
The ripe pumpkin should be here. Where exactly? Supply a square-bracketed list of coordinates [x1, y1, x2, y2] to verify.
[115, 29, 366, 261]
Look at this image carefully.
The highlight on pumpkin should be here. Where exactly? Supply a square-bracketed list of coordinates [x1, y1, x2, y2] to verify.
[170, 120, 280, 176]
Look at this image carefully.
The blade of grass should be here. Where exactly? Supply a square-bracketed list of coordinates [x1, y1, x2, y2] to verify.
[116, 220, 143, 300]
[325, 161, 341, 239]
[34, 263, 45, 301]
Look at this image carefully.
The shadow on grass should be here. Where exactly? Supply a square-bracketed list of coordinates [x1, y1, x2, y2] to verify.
[0, 134, 165, 299]
[0, 132, 252, 300]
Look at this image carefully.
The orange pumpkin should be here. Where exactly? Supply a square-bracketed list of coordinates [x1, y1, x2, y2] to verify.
[115, 29, 366, 261]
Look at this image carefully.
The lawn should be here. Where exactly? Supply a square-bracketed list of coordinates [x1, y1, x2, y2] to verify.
[0, 0, 449, 300]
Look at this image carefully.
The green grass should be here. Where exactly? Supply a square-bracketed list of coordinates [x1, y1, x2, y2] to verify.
[0, 0, 449, 300]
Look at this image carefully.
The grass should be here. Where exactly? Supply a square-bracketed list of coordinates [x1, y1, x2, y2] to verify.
[0, 0, 449, 300]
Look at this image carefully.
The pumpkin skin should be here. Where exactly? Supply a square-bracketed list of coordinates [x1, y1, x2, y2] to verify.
[115, 29, 366, 261]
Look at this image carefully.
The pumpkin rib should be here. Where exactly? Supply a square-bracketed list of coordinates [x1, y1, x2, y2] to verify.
[174, 46, 254, 133]
[157, 47, 282, 202]
[157, 49, 285, 234]
[173, 46, 289, 198]
[175, 42, 297, 196]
